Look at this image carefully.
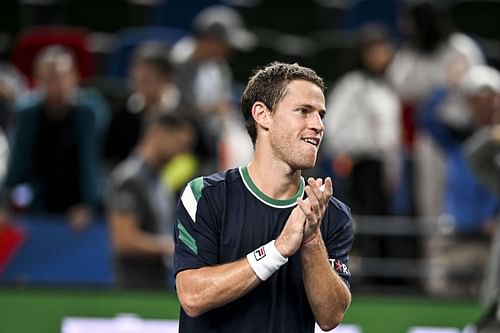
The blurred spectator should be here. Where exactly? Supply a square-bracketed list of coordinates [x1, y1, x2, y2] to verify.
[0, 128, 8, 185]
[0, 62, 27, 133]
[466, 125, 500, 195]
[105, 43, 180, 169]
[420, 64, 500, 298]
[387, 0, 485, 216]
[0, 63, 24, 186]
[0, 45, 101, 231]
[17, 83, 110, 151]
[462, 65, 500, 306]
[106, 113, 194, 290]
[464, 66, 500, 195]
[389, 1, 484, 102]
[324, 24, 400, 215]
[170, 4, 255, 174]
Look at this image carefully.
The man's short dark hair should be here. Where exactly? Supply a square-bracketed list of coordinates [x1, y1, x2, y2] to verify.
[241, 62, 325, 145]
[141, 112, 192, 138]
[132, 43, 172, 78]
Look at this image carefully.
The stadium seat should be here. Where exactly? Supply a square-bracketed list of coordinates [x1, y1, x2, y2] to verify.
[11, 25, 95, 85]
[342, 0, 400, 41]
[105, 26, 188, 79]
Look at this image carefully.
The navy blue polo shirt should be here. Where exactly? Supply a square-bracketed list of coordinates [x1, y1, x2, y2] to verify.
[174, 166, 353, 333]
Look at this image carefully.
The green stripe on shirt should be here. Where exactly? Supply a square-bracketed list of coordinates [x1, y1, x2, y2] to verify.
[177, 219, 198, 255]
[189, 176, 204, 202]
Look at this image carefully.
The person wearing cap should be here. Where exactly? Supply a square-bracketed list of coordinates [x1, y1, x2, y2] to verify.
[419, 63, 500, 298]
[463, 65, 500, 195]
[169, 5, 256, 175]
[462, 65, 500, 328]
[387, 1, 486, 219]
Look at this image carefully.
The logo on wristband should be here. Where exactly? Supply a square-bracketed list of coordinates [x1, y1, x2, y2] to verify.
[254, 246, 266, 261]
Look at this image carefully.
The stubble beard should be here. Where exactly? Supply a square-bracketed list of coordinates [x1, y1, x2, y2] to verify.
[271, 138, 317, 171]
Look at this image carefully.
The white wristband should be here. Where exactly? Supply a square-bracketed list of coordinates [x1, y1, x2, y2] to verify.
[246, 240, 288, 281]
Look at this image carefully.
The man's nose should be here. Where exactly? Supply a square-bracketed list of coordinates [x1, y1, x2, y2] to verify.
[309, 112, 324, 133]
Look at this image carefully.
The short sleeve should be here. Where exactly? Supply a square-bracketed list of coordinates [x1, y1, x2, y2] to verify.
[174, 177, 221, 275]
[323, 199, 354, 288]
[107, 179, 140, 216]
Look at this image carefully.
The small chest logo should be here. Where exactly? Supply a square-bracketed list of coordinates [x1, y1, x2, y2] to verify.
[254, 246, 266, 261]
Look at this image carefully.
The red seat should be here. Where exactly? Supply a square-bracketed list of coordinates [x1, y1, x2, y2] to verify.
[11, 25, 95, 85]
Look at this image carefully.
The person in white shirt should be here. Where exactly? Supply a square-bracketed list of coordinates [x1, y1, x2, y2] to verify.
[324, 24, 400, 215]
[387, 0, 485, 218]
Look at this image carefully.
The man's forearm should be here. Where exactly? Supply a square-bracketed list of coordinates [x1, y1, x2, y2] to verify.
[109, 213, 172, 256]
[176, 258, 261, 317]
[301, 236, 351, 331]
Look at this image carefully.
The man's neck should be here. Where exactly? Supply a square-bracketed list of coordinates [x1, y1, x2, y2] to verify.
[246, 154, 302, 202]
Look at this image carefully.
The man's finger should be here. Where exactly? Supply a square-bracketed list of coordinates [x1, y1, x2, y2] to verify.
[304, 185, 320, 213]
[324, 177, 333, 197]
[307, 178, 325, 202]
[297, 197, 314, 217]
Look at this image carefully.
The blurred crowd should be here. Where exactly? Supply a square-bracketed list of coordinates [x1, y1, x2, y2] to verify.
[0, 0, 499, 299]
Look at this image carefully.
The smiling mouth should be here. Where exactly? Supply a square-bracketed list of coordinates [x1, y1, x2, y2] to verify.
[303, 138, 319, 147]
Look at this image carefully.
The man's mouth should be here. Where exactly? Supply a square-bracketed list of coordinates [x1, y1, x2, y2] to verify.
[303, 138, 320, 147]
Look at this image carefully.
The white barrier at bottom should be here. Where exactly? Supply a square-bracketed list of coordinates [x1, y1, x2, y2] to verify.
[407, 327, 461, 333]
[62, 314, 363, 333]
[62, 315, 468, 333]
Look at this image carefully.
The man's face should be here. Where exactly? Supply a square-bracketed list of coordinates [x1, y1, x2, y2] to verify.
[155, 125, 194, 165]
[468, 90, 499, 126]
[131, 63, 169, 104]
[362, 41, 394, 75]
[267, 80, 325, 170]
[35, 61, 78, 107]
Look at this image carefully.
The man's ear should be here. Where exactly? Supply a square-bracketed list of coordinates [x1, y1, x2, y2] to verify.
[252, 101, 271, 131]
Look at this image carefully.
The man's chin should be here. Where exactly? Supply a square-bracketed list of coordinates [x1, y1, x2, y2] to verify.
[291, 159, 317, 171]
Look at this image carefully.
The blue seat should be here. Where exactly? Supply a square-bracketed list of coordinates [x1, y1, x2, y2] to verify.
[342, 0, 400, 41]
[106, 26, 188, 79]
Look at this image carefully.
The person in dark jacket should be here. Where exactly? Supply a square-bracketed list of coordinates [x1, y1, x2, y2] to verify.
[0, 45, 101, 231]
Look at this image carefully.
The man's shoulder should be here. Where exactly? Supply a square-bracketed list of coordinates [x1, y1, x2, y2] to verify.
[327, 196, 352, 221]
[184, 167, 241, 196]
[109, 157, 145, 188]
[17, 102, 41, 118]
